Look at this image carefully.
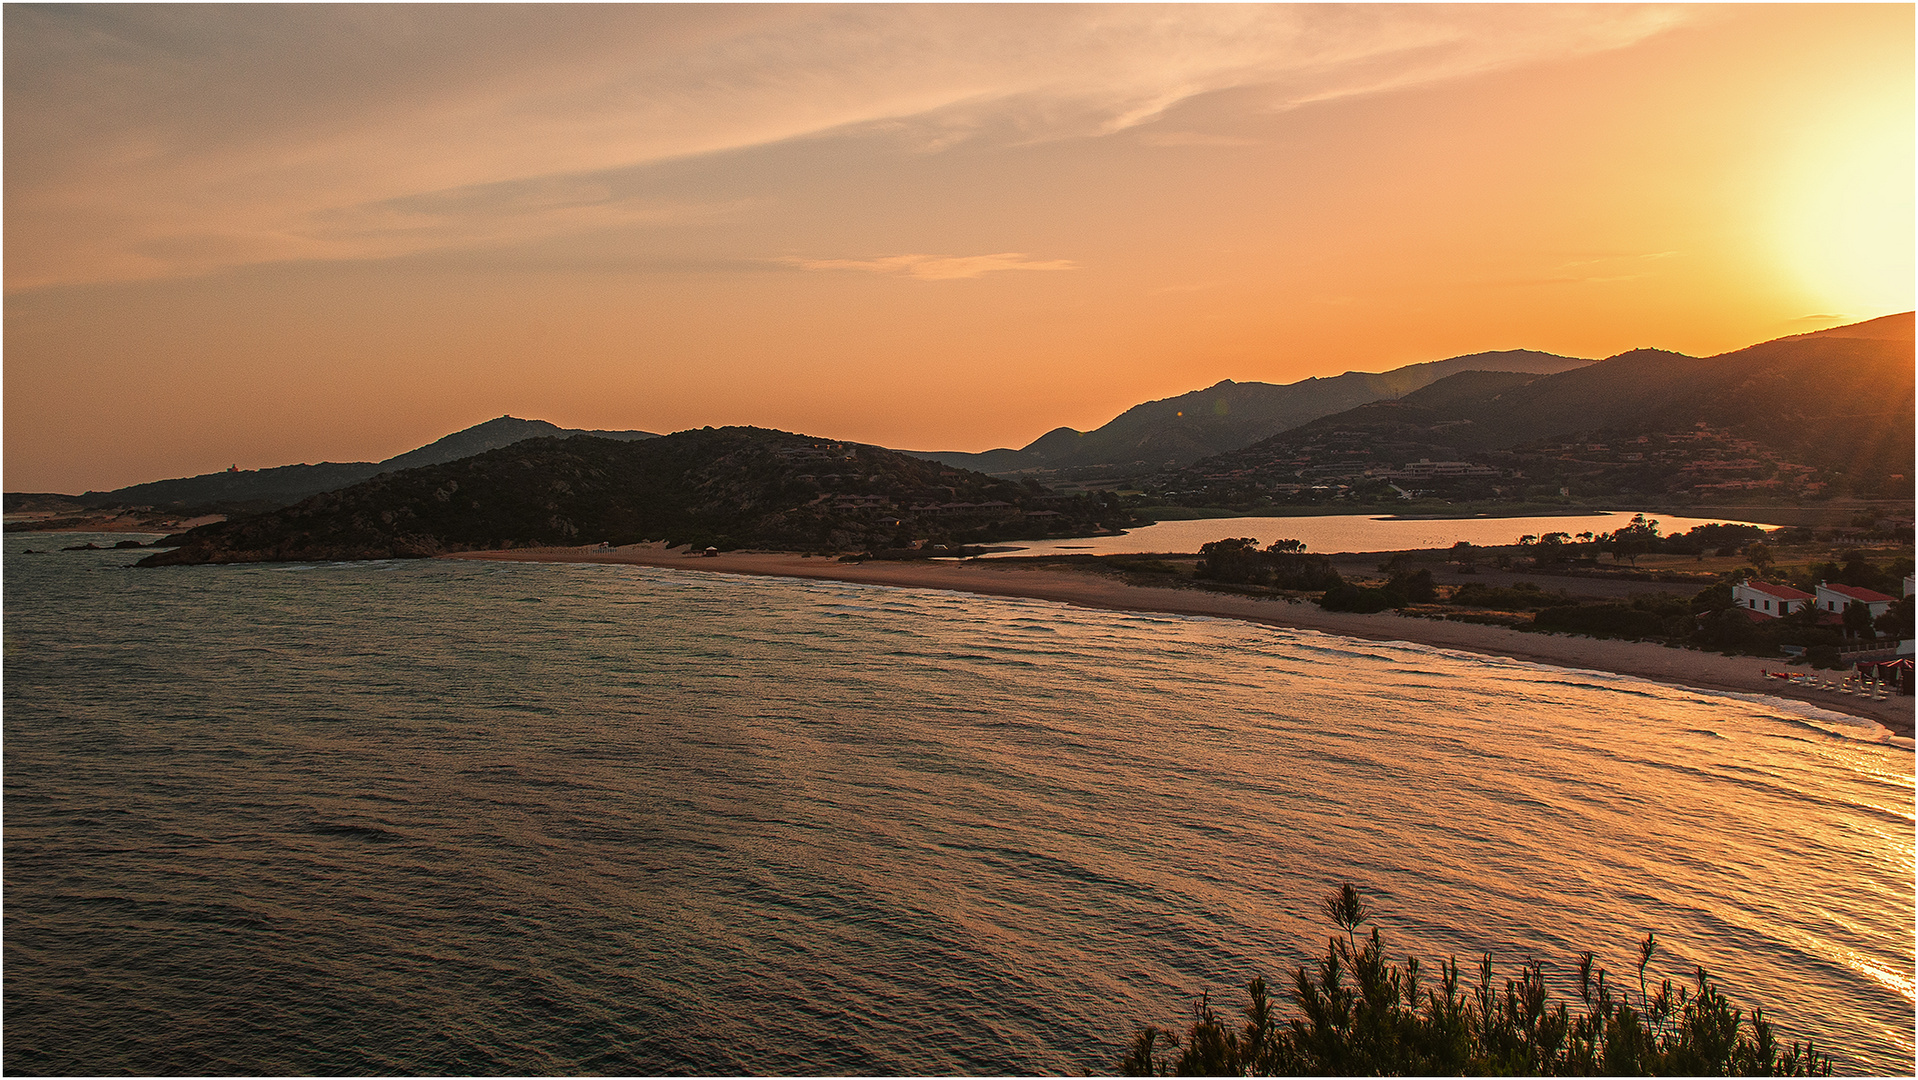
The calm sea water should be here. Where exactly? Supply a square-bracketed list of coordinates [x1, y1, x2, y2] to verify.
[991, 510, 1768, 557]
[6, 535, 1911, 1075]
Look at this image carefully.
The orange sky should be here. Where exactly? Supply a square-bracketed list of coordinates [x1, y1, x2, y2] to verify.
[6, 4, 1912, 494]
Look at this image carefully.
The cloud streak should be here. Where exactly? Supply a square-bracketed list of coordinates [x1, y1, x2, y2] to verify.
[783, 253, 1079, 281]
[6, 5, 1693, 291]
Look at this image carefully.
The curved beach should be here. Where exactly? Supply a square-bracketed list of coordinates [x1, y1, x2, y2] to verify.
[447, 545, 1915, 738]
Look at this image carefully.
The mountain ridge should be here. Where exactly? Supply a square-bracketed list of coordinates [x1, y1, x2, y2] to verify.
[1174, 316, 1914, 504]
[61, 416, 657, 512]
[910, 348, 1593, 476]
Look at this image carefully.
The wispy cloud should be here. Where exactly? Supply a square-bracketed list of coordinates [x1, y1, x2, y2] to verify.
[6, 5, 1694, 291]
[783, 253, 1078, 281]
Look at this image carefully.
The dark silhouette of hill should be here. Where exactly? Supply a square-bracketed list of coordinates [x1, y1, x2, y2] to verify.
[68, 416, 656, 511]
[139, 427, 1120, 566]
[912, 349, 1591, 475]
[1184, 314, 1914, 501]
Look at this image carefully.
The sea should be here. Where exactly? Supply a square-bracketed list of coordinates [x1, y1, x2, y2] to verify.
[987, 510, 1769, 558]
[5, 533, 1912, 1075]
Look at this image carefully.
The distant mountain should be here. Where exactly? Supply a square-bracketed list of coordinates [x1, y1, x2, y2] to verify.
[70, 416, 657, 511]
[911, 349, 1592, 476]
[138, 427, 1122, 566]
[1179, 314, 1914, 501]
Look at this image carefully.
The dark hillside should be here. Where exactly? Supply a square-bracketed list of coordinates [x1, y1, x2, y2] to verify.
[72, 415, 658, 512]
[139, 427, 1120, 566]
[1178, 317, 1913, 502]
[914, 349, 1590, 475]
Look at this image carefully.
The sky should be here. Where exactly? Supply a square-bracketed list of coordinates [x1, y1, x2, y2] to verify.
[6, 4, 1913, 494]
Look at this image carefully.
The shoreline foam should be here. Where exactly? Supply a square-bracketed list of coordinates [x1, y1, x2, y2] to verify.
[444, 545, 1915, 739]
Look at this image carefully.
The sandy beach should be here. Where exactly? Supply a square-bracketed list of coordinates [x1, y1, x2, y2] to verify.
[448, 545, 1915, 739]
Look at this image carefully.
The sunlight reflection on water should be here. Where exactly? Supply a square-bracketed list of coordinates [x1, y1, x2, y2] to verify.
[4, 539, 1910, 1074]
[988, 510, 1772, 555]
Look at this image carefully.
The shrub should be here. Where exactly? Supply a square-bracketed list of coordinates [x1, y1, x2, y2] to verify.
[1122, 885, 1831, 1077]
[1198, 538, 1342, 591]
[1320, 570, 1434, 613]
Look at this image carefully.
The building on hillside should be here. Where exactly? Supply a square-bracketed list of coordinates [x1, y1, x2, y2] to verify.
[1732, 580, 1812, 618]
[1380, 459, 1500, 480]
[1815, 582, 1897, 620]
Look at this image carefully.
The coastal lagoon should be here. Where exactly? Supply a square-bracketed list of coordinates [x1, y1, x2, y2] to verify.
[6, 536, 1911, 1073]
[991, 510, 1772, 558]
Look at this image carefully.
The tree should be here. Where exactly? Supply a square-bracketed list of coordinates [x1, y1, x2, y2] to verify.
[1609, 514, 1662, 568]
[1843, 601, 1875, 642]
[1744, 541, 1774, 573]
[1535, 532, 1570, 564]
[1197, 538, 1265, 584]
[1451, 541, 1479, 574]
[1123, 886, 1833, 1077]
[1875, 597, 1914, 640]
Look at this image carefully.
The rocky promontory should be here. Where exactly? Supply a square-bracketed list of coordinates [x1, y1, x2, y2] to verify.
[139, 427, 1131, 566]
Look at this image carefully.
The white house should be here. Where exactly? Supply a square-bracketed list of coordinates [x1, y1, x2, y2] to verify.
[1815, 581, 1897, 620]
[1732, 579, 1812, 618]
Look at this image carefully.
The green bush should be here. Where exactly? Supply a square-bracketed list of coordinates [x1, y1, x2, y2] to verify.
[1122, 886, 1831, 1077]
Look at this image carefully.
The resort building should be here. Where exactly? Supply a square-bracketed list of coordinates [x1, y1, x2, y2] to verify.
[1732, 580, 1812, 618]
[1815, 582, 1897, 620]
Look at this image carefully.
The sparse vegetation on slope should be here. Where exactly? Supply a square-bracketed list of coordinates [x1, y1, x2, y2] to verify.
[139, 427, 1130, 566]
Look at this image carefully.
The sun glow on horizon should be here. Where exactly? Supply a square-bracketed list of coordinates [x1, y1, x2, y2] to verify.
[3, 4, 1912, 493]
[1770, 103, 1915, 318]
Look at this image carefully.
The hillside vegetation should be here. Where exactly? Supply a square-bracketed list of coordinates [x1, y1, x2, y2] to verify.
[73, 416, 657, 514]
[139, 427, 1125, 566]
[915, 349, 1590, 477]
[1171, 314, 1913, 508]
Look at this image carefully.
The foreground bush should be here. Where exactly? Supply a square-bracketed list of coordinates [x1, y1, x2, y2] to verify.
[1121, 886, 1831, 1076]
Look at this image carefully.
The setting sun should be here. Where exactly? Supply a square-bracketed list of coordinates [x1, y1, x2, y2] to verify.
[1772, 103, 1916, 315]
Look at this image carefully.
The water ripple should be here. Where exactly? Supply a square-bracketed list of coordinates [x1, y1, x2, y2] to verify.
[4, 541, 1911, 1075]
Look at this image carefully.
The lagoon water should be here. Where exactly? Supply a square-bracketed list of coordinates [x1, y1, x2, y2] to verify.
[990, 510, 1770, 557]
[5, 535, 1912, 1074]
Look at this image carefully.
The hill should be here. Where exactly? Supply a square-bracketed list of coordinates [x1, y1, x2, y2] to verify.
[138, 427, 1123, 566]
[68, 416, 657, 512]
[1174, 314, 1914, 504]
[912, 349, 1591, 477]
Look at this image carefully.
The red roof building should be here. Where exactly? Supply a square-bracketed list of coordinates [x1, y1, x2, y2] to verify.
[1816, 582, 1897, 619]
[1732, 579, 1813, 618]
